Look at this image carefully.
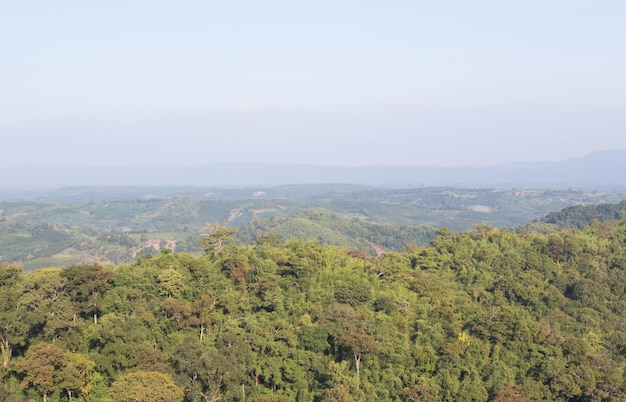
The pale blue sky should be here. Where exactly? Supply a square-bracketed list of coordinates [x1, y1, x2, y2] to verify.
[1, 1, 625, 167]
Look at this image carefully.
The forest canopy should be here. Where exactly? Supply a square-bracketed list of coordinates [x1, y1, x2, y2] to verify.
[2, 214, 626, 401]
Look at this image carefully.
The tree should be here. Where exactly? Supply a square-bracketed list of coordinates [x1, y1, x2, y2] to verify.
[0, 262, 25, 369]
[15, 342, 65, 402]
[171, 336, 224, 402]
[61, 264, 114, 324]
[160, 298, 194, 330]
[257, 232, 282, 247]
[19, 268, 76, 343]
[58, 352, 95, 402]
[322, 385, 353, 402]
[43, 295, 77, 344]
[215, 328, 255, 399]
[193, 294, 217, 342]
[339, 328, 379, 385]
[298, 325, 329, 353]
[401, 383, 440, 402]
[334, 281, 372, 306]
[320, 304, 361, 356]
[109, 371, 184, 402]
[198, 222, 238, 256]
[157, 266, 186, 299]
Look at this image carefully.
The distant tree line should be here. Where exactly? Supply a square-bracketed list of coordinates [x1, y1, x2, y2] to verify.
[541, 200, 626, 229]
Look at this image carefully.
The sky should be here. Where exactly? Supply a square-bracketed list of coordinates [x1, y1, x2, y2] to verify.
[1, 0, 625, 167]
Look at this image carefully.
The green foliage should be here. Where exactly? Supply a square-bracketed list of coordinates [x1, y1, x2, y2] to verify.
[109, 371, 184, 402]
[248, 396, 293, 402]
[14, 342, 65, 400]
[198, 222, 238, 255]
[238, 208, 436, 253]
[373, 295, 396, 315]
[298, 325, 330, 353]
[3, 186, 623, 270]
[334, 281, 372, 306]
[61, 263, 114, 323]
[542, 200, 626, 229]
[12, 342, 96, 401]
[3, 216, 626, 400]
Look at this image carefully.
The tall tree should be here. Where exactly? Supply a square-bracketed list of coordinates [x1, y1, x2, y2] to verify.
[61, 264, 114, 324]
[15, 343, 65, 402]
[339, 328, 379, 385]
[19, 268, 75, 343]
[0, 262, 25, 369]
[58, 352, 95, 402]
[198, 222, 237, 256]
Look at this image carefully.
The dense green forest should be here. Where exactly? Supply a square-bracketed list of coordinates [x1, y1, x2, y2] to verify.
[2, 214, 626, 401]
[541, 201, 626, 229]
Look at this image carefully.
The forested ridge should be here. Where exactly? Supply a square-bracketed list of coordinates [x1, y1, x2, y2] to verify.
[2, 215, 626, 401]
[541, 201, 626, 230]
[237, 209, 435, 254]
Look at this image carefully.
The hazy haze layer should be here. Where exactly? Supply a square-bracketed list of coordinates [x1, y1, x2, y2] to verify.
[2, 1, 625, 167]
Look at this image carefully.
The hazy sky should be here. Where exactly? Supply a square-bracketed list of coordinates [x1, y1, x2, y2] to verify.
[1, 1, 625, 167]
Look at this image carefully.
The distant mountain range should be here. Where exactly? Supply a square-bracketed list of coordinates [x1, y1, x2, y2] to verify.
[2, 150, 626, 189]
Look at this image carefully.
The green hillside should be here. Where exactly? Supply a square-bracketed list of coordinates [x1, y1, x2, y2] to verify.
[541, 200, 626, 229]
[3, 216, 626, 400]
[1, 186, 624, 270]
[237, 208, 435, 252]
